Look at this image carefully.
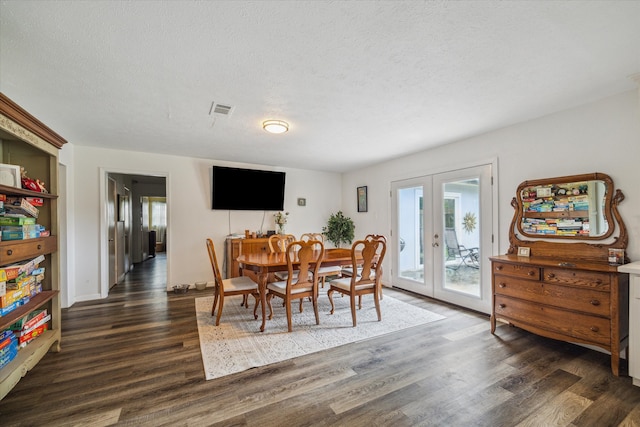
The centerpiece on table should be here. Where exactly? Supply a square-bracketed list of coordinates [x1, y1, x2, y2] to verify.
[274, 211, 289, 234]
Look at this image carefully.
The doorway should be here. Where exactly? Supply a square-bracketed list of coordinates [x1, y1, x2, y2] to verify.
[391, 164, 495, 314]
[102, 172, 167, 297]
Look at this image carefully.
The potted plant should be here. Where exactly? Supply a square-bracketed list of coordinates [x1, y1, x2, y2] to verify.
[323, 211, 355, 248]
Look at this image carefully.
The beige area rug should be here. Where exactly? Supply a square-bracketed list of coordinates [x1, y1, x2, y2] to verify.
[195, 290, 446, 380]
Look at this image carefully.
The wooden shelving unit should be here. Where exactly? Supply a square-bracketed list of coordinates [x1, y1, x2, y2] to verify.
[0, 92, 66, 400]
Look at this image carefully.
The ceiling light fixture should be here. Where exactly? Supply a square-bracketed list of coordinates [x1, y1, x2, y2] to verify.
[262, 120, 289, 134]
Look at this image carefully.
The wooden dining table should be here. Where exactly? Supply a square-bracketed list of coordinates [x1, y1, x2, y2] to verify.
[236, 248, 354, 331]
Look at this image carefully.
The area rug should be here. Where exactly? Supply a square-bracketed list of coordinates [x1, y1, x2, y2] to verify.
[195, 290, 446, 380]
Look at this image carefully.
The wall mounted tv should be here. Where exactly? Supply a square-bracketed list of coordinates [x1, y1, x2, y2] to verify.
[211, 166, 286, 211]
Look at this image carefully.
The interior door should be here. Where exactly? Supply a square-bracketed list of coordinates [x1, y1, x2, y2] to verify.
[123, 187, 131, 273]
[108, 177, 117, 288]
[391, 164, 493, 313]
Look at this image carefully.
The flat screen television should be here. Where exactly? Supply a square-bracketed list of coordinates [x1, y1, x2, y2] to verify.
[211, 166, 286, 211]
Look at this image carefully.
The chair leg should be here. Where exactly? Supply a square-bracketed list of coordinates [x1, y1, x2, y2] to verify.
[350, 293, 357, 327]
[327, 289, 336, 314]
[374, 290, 382, 322]
[266, 293, 274, 320]
[215, 295, 224, 326]
[286, 298, 293, 332]
[211, 290, 220, 317]
[313, 295, 320, 325]
[252, 292, 259, 319]
[241, 294, 248, 308]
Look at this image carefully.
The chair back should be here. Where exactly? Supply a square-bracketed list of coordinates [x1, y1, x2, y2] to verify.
[444, 228, 461, 258]
[351, 235, 386, 286]
[285, 239, 324, 294]
[268, 234, 296, 253]
[206, 238, 224, 290]
[300, 232, 324, 243]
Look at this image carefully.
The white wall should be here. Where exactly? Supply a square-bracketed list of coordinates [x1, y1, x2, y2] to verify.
[70, 148, 342, 303]
[342, 89, 640, 283]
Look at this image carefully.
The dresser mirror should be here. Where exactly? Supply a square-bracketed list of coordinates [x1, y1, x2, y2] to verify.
[516, 173, 613, 239]
[508, 172, 627, 262]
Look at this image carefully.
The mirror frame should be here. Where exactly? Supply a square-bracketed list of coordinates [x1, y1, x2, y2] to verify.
[516, 172, 614, 240]
[508, 172, 628, 262]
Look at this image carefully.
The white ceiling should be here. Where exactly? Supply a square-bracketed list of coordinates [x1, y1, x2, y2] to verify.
[1, 1, 639, 173]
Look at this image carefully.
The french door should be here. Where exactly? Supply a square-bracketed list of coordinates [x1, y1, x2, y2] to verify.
[391, 164, 494, 313]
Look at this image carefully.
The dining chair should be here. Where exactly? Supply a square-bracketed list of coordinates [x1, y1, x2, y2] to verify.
[301, 233, 343, 287]
[206, 238, 260, 326]
[268, 234, 297, 282]
[268, 234, 296, 253]
[341, 234, 387, 301]
[266, 239, 324, 332]
[341, 234, 387, 277]
[327, 235, 387, 327]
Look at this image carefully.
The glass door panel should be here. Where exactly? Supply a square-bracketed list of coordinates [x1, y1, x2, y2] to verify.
[433, 165, 492, 313]
[392, 177, 433, 296]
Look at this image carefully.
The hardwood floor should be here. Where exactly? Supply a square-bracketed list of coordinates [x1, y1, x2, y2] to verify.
[2, 253, 640, 426]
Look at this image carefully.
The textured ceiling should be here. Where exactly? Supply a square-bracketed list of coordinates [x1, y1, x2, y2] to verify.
[1, 1, 639, 173]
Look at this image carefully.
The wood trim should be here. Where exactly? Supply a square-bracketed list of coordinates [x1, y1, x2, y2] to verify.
[0, 92, 67, 149]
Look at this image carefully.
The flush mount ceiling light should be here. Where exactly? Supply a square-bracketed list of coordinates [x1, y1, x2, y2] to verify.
[262, 120, 289, 134]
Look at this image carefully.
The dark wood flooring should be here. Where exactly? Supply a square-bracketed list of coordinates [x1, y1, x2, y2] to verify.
[1, 253, 640, 426]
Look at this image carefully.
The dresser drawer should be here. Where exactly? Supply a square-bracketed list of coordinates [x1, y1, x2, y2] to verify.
[494, 295, 611, 345]
[543, 267, 611, 291]
[0, 236, 57, 264]
[494, 275, 610, 317]
[493, 261, 540, 280]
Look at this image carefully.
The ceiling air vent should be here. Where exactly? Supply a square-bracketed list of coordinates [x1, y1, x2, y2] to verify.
[209, 102, 233, 116]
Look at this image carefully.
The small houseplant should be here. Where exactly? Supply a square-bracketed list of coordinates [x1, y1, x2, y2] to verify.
[323, 211, 355, 247]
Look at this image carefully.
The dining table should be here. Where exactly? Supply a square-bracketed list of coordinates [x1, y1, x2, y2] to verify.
[236, 248, 355, 331]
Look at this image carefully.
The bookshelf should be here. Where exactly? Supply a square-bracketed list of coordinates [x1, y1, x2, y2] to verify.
[0, 93, 66, 400]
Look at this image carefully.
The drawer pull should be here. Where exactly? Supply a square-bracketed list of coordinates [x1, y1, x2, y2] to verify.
[498, 304, 506, 309]
[590, 326, 599, 332]
[547, 273, 556, 279]
[528, 271, 535, 276]
[37, 244, 42, 250]
[595, 279, 603, 285]
[6, 249, 12, 256]
[499, 283, 506, 288]
[496, 266, 503, 271]
[590, 300, 601, 306]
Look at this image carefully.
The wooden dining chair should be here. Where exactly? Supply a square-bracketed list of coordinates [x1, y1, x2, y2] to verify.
[327, 235, 387, 327]
[268, 234, 296, 253]
[301, 233, 343, 287]
[206, 238, 260, 326]
[269, 234, 297, 281]
[341, 234, 387, 301]
[266, 239, 324, 332]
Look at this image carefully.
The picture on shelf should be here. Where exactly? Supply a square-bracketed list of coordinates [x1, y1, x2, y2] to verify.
[0, 163, 21, 188]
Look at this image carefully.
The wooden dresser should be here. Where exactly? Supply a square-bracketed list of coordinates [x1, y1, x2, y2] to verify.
[490, 254, 628, 376]
[225, 237, 270, 278]
[492, 172, 630, 376]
